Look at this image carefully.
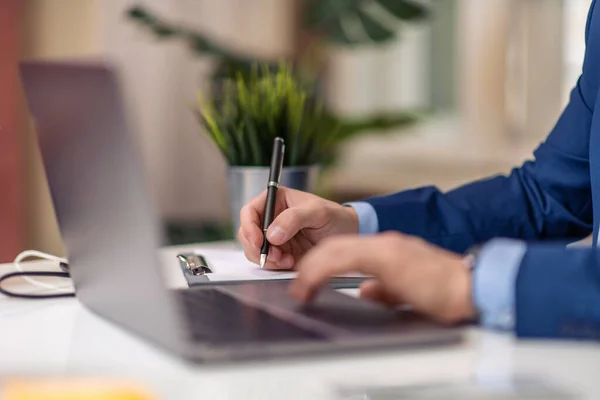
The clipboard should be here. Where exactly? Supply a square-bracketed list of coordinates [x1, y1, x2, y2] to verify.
[176, 252, 366, 289]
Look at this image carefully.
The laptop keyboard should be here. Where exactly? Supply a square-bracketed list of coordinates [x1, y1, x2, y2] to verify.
[178, 289, 323, 344]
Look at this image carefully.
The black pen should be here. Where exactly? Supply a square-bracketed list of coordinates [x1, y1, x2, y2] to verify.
[260, 137, 285, 268]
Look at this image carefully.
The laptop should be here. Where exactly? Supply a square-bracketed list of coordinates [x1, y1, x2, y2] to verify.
[19, 60, 463, 363]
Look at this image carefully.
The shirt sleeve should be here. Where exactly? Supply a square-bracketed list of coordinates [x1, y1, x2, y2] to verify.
[344, 201, 379, 235]
[472, 238, 528, 331]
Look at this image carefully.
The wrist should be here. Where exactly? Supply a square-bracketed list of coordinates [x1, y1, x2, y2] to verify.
[341, 202, 379, 235]
[445, 259, 477, 324]
[456, 265, 477, 322]
[341, 205, 359, 235]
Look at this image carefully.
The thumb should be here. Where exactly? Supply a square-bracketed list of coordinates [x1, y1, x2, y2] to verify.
[267, 206, 317, 245]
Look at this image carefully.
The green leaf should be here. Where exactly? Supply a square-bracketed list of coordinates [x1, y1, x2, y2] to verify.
[125, 5, 255, 61]
[218, 117, 239, 165]
[325, 17, 360, 45]
[227, 118, 245, 165]
[126, 6, 154, 23]
[373, 0, 428, 21]
[305, 0, 429, 46]
[186, 33, 222, 55]
[198, 103, 223, 146]
[304, 0, 360, 28]
[244, 116, 263, 166]
[194, 109, 232, 163]
[153, 24, 179, 38]
[336, 111, 421, 140]
[355, 8, 396, 43]
[236, 120, 249, 164]
[288, 113, 301, 166]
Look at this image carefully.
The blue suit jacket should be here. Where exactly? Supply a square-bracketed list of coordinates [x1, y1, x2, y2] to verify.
[362, 0, 600, 340]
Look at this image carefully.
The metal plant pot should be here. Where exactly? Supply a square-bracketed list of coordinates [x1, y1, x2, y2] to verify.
[227, 165, 319, 239]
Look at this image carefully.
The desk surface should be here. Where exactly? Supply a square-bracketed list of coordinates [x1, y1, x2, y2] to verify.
[1, 242, 599, 399]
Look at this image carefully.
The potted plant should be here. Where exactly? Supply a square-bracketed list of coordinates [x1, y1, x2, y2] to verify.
[194, 62, 341, 235]
[125, 1, 430, 145]
[126, 1, 430, 236]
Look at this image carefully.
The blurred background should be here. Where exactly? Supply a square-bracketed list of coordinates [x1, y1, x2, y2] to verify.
[0, 0, 592, 261]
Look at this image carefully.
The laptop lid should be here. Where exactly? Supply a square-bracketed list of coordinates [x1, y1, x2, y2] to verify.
[20, 60, 464, 364]
[20, 60, 187, 353]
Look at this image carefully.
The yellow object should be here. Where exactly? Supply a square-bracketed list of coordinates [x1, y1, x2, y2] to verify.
[2, 378, 155, 400]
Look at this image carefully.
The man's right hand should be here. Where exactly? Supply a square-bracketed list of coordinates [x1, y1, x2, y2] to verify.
[238, 187, 359, 270]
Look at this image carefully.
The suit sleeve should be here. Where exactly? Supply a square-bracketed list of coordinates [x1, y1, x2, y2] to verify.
[515, 244, 600, 339]
[363, 0, 599, 254]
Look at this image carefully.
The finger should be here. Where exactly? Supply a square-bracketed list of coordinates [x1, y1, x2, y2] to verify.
[267, 206, 321, 246]
[240, 229, 259, 264]
[244, 251, 285, 270]
[269, 253, 294, 270]
[359, 279, 402, 307]
[239, 228, 283, 265]
[261, 259, 288, 270]
[290, 236, 385, 303]
[240, 190, 268, 249]
[238, 227, 258, 262]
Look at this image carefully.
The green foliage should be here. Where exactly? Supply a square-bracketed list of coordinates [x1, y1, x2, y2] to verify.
[304, 0, 428, 45]
[127, 1, 429, 54]
[126, 6, 279, 85]
[127, 6, 230, 57]
[126, 2, 428, 167]
[335, 111, 421, 141]
[194, 62, 343, 167]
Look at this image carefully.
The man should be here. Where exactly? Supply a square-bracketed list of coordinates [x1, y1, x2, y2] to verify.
[239, 0, 600, 340]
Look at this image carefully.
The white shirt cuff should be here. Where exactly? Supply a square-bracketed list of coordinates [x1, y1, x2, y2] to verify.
[473, 238, 527, 331]
[343, 201, 379, 235]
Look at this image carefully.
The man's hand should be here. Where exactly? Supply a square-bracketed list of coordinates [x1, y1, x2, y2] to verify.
[238, 187, 359, 270]
[289, 232, 477, 324]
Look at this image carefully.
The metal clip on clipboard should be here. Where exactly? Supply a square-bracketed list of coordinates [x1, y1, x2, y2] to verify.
[177, 253, 213, 286]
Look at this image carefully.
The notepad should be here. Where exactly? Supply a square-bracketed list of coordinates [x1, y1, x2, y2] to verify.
[197, 248, 298, 280]
[180, 248, 366, 289]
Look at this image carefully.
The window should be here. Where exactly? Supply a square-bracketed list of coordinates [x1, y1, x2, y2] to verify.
[563, 0, 593, 103]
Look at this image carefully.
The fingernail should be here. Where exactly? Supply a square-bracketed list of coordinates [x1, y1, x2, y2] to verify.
[267, 226, 285, 243]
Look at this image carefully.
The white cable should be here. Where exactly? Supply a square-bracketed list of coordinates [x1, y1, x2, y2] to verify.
[13, 250, 72, 292]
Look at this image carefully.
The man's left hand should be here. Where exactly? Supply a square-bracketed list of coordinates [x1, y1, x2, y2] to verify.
[289, 232, 477, 324]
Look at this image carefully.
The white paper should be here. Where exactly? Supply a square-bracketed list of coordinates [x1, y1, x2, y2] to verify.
[196, 249, 297, 281]
[194, 248, 365, 282]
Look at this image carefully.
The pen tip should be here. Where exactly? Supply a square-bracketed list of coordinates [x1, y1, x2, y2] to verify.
[259, 254, 267, 269]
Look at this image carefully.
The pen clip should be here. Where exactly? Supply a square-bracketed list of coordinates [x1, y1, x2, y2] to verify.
[278, 144, 285, 182]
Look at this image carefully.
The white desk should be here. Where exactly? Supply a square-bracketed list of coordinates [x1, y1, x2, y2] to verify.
[1, 242, 599, 399]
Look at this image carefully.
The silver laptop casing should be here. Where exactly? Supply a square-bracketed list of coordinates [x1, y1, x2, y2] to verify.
[20, 61, 462, 363]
